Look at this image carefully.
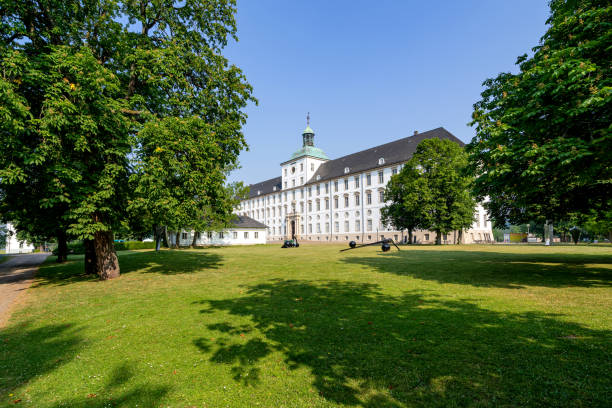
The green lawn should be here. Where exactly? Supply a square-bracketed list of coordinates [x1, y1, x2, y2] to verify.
[1, 244, 611, 407]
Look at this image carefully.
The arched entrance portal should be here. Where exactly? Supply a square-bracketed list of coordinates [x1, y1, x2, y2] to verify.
[285, 213, 300, 240]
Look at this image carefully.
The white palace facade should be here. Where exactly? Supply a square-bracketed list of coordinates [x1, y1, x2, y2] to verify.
[237, 125, 493, 244]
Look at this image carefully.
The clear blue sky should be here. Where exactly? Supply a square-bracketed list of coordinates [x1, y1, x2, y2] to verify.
[225, 0, 551, 185]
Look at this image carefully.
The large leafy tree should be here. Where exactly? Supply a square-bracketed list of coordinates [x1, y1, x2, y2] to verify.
[382, 139, 475, 245]
[381, 164, 431, 244]
[0, 0, 254, 279]
[128, 117, 251, 251]
[0, 45, 129, 268]
[414, 139, 475, 244]
[467, 0, 611, 228]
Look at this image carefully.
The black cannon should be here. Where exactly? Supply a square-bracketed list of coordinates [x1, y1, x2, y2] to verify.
[341, 238, 400, 252]
[281, 238, 299, 248]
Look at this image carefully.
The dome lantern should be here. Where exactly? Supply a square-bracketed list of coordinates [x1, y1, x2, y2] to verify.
[302, 112, 315, 147]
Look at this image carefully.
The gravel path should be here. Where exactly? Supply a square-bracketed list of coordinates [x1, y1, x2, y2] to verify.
[0, 253, 48, 327]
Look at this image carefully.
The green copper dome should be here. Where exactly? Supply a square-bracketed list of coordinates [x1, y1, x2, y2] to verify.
[303, 125, 315, 134]
[290, 146, 329, 160]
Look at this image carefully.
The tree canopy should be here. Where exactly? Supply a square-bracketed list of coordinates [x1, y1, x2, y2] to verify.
[0, 0, 254, 278]
[380, 161, 431, 244]
[382, 138, 475, 244]
[467, 0, 611, 227]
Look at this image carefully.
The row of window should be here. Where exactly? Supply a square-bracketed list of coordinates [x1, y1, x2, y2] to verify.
[303, 219, 377, 234]
[248, 207, 488, 233]
[268, 218, 384, 236]
[282, 162, 316, 188]
[247, 168, 399, 209]
[279, 234, 400, 242]
[284, 171, 391, 194]
[180, 231, 259, 240]
[246, 190, 387, 220]
[283, 162, 315, 177]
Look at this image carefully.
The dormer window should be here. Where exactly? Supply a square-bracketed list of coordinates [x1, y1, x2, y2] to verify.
[273, 186, 277, 191]
[344, 167, 350, 174]
[378, 157, 385, 165]
[316, 175, 321, 181]
[257, 190, 261, 195]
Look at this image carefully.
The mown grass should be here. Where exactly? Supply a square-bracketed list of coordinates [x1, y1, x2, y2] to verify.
[1, 244, 611, 407]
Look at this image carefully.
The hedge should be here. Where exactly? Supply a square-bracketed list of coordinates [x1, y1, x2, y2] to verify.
[52, 241, 155, 255]
[114, 241, 156, 251]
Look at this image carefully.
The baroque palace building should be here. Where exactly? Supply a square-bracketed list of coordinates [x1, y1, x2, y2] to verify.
[237, 123, 493, 244]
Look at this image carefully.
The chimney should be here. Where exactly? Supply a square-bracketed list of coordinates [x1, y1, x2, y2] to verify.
[413, 130, 418, 135]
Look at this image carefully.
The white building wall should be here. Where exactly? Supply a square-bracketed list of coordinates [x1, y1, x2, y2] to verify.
[238, 162, 494, 244]
[280, 157, 327, 192]
[4, 223, 35, 254]
[170, 228, 267, 246]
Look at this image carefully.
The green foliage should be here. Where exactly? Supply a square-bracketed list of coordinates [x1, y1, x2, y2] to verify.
[51, 240, 155, 255]
[1, 0, 254, 273]
[383, 139, 475, 243]
[492, 228, 505, 242]
[0, 224, 6, 249]
[468, 0, 612, 226]
[581, 208, 612, 241]
[381, 158, 431, 238]
[114, 241, 156, 251]
[416, 139, 475, 240]
[129, 117, 252, 236]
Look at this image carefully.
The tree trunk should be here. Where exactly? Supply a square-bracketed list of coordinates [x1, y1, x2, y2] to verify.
[175, 231, 180, 248]
[408, 229, 413, 245]
[154, 225, 162, 251]
[93, 230, 120, 280]
[56, 231, 68, 263]
[435, 230, 442, 245]
[84, 239, 97, 275]
[191, 230, 198, 247]
[162, 226, 169, 248]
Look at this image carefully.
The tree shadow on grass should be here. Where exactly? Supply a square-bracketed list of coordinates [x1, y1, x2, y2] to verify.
[194, 279, 611, 407]
[0, 320, 170, 406]
[119, 250, 222, 275]
[0, 321, 83, 396]
[46, 362, 170, 407]
[33, 250, 223, 287]
[340, 249, 612, 289]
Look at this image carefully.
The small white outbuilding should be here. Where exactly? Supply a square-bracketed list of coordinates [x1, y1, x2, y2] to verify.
[3, 223, 35, 254]
[170, 215, 267, 246]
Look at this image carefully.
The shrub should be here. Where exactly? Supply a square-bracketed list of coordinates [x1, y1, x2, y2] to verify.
[52, 241, 155, 255]
[114, 241, 156, 251]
